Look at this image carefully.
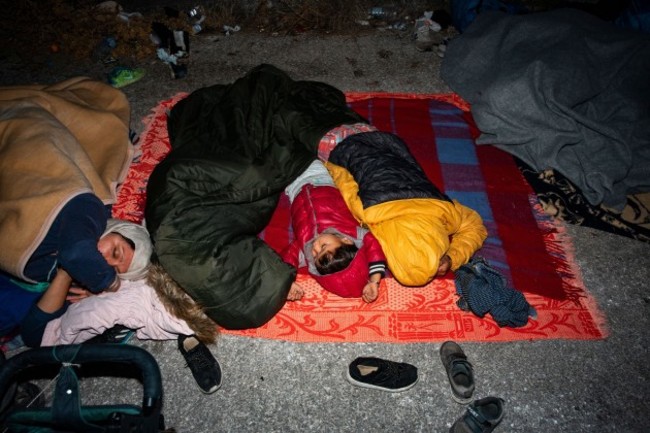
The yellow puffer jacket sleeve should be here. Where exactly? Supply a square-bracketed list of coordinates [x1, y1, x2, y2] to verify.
[445, 200, 488, 272]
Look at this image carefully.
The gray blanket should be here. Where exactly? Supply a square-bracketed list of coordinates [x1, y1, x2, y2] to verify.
[441, 9, 650, 210]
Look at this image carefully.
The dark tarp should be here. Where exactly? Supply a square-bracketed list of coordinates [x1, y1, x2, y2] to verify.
[441, 9, 650, 210]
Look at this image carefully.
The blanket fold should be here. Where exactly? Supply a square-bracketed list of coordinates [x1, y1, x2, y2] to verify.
[0, 77, 132, 280]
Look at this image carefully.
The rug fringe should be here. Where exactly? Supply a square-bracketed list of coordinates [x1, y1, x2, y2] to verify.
[139, 92, 188, 138]
[530, 197, 610, 338]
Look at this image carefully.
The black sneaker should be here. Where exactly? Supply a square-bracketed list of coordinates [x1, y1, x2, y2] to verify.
[84, 325, 135, 344]
[346, 357, 418, 392]
[440, 341, 475, 404]
[178, 334, 222, 394]
[450, 396, 505, 433]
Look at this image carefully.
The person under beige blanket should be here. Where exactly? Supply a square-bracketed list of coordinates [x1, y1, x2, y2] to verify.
[0, 77, 137, 338]
[0, 76, 132, 281]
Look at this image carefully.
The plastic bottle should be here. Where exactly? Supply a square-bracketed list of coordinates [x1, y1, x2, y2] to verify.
[187, 6, 205, 34]
[368, 6, 398, 20]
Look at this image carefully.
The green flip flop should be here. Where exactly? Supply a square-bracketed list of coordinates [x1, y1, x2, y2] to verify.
[108, 66, 145, 88]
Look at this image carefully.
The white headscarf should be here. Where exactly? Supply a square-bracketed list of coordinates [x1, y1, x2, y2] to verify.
[102, 219, 153, 281]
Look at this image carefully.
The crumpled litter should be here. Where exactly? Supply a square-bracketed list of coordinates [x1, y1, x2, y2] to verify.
[223, 25, 241, 36]
[117, 11, 143, 24]
[157, 48, 181, 65]
[414, 11, 442, 35]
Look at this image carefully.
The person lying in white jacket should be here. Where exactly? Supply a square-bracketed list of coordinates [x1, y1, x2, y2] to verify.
[41, 278, 193, 345]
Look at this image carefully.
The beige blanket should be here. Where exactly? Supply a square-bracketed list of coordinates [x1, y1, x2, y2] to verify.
[0, 77, 132, 281]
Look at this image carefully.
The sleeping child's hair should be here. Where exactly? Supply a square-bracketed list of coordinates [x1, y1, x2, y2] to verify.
[315, 243, 359, 275]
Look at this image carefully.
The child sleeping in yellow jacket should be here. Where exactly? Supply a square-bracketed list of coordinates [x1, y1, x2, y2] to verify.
[323, 129, 487, 287]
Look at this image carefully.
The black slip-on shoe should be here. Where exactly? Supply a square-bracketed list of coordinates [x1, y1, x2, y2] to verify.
[84, 324, 135, 345]
[346, 356, 418, 392]
[440, 341, 475, 404]
[178, 334, 222, 394]
[450, 396, 505, 433]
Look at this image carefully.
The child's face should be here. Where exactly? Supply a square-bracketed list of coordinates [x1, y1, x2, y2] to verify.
[97, 233, 135, 274]
[311, 233, 352, 262]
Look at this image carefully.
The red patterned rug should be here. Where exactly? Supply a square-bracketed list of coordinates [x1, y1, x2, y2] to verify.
[113, 92, 608, 343]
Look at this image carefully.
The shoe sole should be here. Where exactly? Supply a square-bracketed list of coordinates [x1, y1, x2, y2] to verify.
[116, 330, 135, 344]
[344, 370, 419, 393]
[200, 383, 221, 394]
[111, 76, 144, 88]
[450, 390, 473, 405]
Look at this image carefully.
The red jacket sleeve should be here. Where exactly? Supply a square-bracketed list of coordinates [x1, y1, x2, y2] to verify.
[362, 232, 387, 276]
[280, 239, 302, 269]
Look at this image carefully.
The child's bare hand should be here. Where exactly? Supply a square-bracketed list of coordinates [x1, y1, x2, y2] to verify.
[437, 255, 452, 276]
[362, 281, 379, 303]
[66, 287, 93, 303]
[287, 282, 304, 301]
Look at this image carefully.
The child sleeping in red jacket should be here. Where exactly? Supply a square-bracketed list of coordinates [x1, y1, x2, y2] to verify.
[281, 160, 387, 303]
